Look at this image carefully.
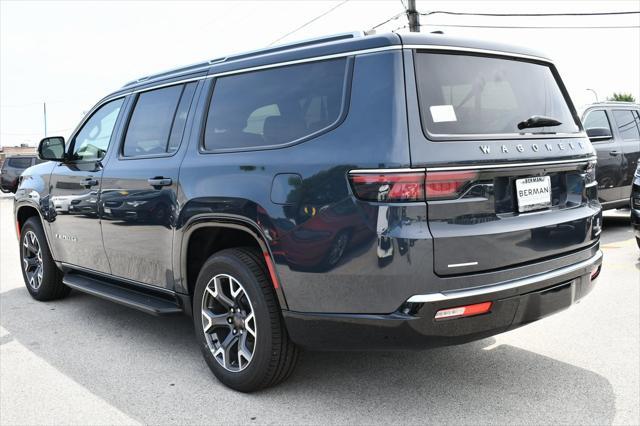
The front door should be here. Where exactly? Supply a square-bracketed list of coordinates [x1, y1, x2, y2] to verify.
[99, 82, 199, 289]
[47, 97, 126, 273]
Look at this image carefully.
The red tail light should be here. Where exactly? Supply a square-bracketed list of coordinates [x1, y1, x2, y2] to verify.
[349, 172, 425, 202]
[349, 170, 478, 202]
[425, 171, 478, 200]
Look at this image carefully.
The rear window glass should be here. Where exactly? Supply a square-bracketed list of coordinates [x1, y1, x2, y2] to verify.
[123, 83, 196, 157]
[612, 110, 640, 141]
[583, 110, 611, 132]
[415, 52, 580, 137]
[203, 58, 348, 151]
[7, 157, 32, 168]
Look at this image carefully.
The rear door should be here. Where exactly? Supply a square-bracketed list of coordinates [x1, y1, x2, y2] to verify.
[99, 81, 199, 289]
[583, 108, 624, 203]
[611, 109, 640, 200]
[405, 49, 599, 276]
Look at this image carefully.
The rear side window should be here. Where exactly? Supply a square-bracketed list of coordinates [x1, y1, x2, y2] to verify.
[612, 110, 640, 141]
[123, 83, 197, 157]
[203, 58, 348, 151]
[414, 52, 580, 138]
[7, 157, 32, 168]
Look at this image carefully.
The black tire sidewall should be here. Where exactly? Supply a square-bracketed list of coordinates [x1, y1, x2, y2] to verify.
[193, 250, 277, 391]
[20, 218, 60, 299]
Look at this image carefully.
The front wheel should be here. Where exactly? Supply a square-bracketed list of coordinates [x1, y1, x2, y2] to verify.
[193, 247, 298, 392]
[19, 217, 70, 300]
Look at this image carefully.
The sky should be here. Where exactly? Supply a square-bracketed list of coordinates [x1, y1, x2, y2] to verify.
[1, 0, 639, 147]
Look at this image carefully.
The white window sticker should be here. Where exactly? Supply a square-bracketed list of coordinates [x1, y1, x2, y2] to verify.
[430, 105, 457, 123]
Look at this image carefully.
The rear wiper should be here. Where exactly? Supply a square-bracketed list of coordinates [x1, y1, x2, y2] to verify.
[517, 115, 562, 131]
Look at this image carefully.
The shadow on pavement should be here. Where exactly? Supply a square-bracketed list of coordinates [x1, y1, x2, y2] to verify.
[0, 286, 616, 425]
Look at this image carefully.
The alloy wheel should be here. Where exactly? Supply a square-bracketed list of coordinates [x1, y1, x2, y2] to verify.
[22, 230, 43, 290]
[201, 274, 257, 372]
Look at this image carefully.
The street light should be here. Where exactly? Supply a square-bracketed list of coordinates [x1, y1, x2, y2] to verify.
[586, 88, 598, 102]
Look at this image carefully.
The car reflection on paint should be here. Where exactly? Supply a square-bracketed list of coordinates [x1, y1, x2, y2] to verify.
[68, 191, 99, 217]
[100, 189, 175, 226]
[264, 199, 374, 272]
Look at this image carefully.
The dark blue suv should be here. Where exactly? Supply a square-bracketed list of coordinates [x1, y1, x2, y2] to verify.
[14, 32, 602, 391]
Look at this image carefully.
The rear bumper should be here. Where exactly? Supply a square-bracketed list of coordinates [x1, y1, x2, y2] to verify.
[283, 249, 602, 350]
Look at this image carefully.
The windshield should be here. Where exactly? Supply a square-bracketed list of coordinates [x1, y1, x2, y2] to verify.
[415, 51, 580, 137]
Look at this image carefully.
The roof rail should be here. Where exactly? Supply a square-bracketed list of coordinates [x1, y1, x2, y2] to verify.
[122, 31, 365, 89]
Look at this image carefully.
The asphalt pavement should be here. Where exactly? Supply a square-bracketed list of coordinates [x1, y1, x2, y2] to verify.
[0, 194, 638, 425]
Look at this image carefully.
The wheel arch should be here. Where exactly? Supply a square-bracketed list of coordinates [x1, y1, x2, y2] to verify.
[177, 215, 288, 311]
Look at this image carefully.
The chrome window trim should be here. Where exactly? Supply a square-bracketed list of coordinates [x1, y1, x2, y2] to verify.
[407, 250, 602, 303]
[349, 156, 596, 174]
[403, 44, 552, 63]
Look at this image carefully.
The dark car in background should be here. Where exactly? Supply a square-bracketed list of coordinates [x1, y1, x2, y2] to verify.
[631, 163, 640, 248]
[14, 32, 602, 392]
[1, 155, 41, 193]
[581, 102, 640, 209]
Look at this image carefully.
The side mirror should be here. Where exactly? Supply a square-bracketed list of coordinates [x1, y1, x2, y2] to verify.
[586, 127, 612, 142]
[38, 136, 66, 161]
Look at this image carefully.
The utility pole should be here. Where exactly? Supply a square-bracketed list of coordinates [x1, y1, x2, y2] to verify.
[43, 102, 47, 137]
[407, 0, 420, 32]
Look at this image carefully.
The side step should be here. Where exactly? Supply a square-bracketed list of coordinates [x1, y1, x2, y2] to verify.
[62, 273, 183, 316]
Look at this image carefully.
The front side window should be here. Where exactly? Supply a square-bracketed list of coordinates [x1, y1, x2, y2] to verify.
[612, 110, 640, 141]
[415, 52, 580, 137]
[123, 83, 196, 157]
[203, 58, 348, 151]
[72, 98, 124, 161]
[583, 109, 612, 139]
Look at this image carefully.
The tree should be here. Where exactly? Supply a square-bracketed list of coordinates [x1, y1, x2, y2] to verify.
[607, 93, 636, 102]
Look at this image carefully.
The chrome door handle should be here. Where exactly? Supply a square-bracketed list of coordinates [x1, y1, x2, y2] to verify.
[147, 177, 172, 187]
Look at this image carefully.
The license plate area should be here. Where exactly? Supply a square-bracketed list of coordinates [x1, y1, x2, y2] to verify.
[515, 176, 552, 212]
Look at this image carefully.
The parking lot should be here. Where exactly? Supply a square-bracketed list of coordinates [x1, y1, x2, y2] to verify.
[0, 194, 638, 425]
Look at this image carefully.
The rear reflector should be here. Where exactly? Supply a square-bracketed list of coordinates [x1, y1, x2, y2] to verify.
[434, 301, 492, 320]
[590, 265, 601, 281]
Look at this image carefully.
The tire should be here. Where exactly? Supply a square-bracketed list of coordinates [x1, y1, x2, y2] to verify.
[19, 217, 70, 301]
[636, 237, 640, 249]
[193, 247, 298, 392]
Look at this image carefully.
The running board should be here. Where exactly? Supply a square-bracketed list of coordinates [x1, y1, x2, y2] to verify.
[62, 273, 183, 316]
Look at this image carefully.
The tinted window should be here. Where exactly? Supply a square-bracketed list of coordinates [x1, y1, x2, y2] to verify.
[612, 110, 640, 141]
[123, 85, 186, 157]
[204, 58, 347, 151]
[72, 98, 124, 161]
[583, 110, 611, 132]
[7, 157, 33, 168]
[415, 52, 579, 137]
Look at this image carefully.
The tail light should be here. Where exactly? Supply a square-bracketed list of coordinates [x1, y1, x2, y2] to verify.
[425, 171, 478, 200]
[348, 170, 477, 202]
[349, 172, 425, 202]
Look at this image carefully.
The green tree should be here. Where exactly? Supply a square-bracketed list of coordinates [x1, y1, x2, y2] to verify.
[607, 93, 636, 102]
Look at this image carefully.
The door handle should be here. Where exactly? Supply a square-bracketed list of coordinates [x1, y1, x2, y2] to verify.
[609, 150, 619, 156]
[80, 178, 98, 188]
[147, 177, 172, 188]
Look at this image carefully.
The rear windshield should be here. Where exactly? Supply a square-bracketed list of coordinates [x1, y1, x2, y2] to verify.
[7, 157, 33, 168]
[415, 52, 580, 138]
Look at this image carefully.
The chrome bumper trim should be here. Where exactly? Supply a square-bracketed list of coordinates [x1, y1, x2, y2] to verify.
[407, 250, 603, 303]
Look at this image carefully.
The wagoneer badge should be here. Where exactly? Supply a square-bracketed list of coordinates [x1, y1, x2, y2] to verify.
[479, 141, 586, 155]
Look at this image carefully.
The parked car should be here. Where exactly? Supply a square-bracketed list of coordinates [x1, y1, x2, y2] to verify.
[1, 155, 41, 193]
[14, 32, 602, 392]
[631, 163, 640, 248]
[581, 102, 640, 209]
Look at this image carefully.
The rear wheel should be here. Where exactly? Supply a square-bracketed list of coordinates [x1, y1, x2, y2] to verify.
[19, 217, 70, 300]
[193, 247, 298, 392]
[636, 237, 640, 249]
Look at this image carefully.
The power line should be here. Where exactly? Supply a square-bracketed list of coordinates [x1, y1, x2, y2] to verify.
[420, 10, 640, 17]
[268, 0, 350, 46]
[368, 11, 405, 32]
[416, 23, 640, 29]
